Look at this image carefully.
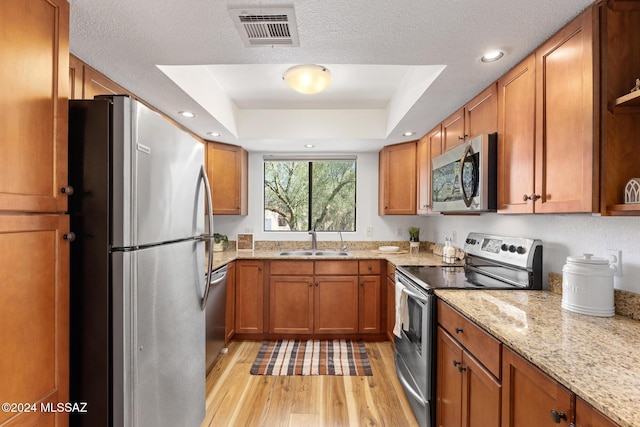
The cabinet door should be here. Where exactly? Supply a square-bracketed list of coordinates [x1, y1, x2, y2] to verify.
[574, 397, 618, 427]
[235, 260, 264, 334]
[0, 0, 69, 213]
[314, 276, 359, 334]
[0, 215, 70, 427]
[359, 275, 381, 333]
[417, 126, 442, 214]
[465, 83, 498, 139]
[386, 274, 396, 341]
[463, 351, 501, 427]
[207, 142, 248, 215]
[497, 55, 536, 214]
[224, 262, 236, 342]
[534, 7, 596, 213]
[83, 65, 129, 99]
[442, 107, 466, 152]
[378, 142, 417, 215]
[69, 54, 84, 100]
[270, 275, 314, 334]
[502, 347, 574, 427]
[437, 327, 463, 427]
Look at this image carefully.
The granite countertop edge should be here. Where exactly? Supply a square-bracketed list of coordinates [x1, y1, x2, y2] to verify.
[435, 289, 640, 427]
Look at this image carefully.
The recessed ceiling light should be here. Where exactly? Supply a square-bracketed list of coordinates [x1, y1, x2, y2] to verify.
[207, 132, 220, 137]
[481, 50, 504, 63]
[179, 111, 195, 118]
[403, 131, 415, 137]
[304, 144, 315, 148]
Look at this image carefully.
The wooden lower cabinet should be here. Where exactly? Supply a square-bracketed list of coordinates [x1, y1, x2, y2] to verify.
[235, 260, 264, 334]
[574, 397, 618, 427]
[436, 327, 501, 427]
[502, 347, 574, 427]
[270, 275, 314, 334]
[224, 262, 236, 342]
[0, 215, 70, 427]
[315, 275, 359, 334]
[386, 263, 396, 341]
[359, 275, 381, 333]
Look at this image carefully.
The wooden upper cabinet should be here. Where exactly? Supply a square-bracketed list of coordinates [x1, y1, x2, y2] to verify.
[378, 141, 417, 215]
[69, 54, 84, 100]
[69, 54, 130, 100]
[442, 83, 497, 153]
[0, 214, 70, 427]
[497, 54, 536, 214]
[206, 142, 248, 215]
[417, 125, 442, 214]
[534, 6, 597, 213]
[442, 107, 466, 152]
[0, 0, 69, 213]
[465, 83, 497, 140]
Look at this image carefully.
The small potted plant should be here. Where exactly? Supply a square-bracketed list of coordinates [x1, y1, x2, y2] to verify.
[408, 227, 420, 255]
[213, 233, 229, 252]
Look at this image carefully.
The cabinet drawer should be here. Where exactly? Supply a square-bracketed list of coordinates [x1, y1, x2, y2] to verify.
[359, 260, 381, 275]
[315, 260, 358, 275]
[437, 299, 501, 378]
[270, 260, 314, 275]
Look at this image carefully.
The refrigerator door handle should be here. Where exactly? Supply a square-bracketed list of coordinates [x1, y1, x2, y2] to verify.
[200, 165, 215, 311]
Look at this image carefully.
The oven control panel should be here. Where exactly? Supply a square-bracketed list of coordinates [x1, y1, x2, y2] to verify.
[463, 232, 541, 269]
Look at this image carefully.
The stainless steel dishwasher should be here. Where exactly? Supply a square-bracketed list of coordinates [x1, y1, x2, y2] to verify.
[205, 264, 228, 372]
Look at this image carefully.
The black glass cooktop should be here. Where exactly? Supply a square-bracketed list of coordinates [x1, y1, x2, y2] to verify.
[397, 265, 525, 290]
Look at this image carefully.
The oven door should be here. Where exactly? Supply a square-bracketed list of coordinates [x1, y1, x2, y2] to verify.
[394, 275, 434, 427]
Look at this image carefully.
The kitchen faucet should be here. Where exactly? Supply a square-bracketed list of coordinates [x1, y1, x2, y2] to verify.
[309, 229, 317, 251]
[338, 231, 347, 251]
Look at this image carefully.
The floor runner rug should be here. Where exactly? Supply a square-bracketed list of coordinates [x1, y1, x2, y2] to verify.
[250, 339, 373, 376]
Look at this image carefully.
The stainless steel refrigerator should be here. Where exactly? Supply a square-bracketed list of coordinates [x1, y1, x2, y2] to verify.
[68, 95, 214, 427]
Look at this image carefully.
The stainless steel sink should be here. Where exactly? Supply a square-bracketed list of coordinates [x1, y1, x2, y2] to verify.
[276, 249, 352, 257]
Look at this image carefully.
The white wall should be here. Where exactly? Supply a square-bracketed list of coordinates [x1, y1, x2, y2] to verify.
[214, 151, 640, 294]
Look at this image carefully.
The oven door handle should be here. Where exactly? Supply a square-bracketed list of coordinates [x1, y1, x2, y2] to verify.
[400, 284, 429, 304]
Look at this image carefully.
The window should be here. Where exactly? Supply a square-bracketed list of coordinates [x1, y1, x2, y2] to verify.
[264, 159, 356, 232]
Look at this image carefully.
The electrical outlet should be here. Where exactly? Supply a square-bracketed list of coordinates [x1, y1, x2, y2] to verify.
[396, 226, 403, 237]
[366, 227, 373, 237]
[605, 249, 622, 277]
[451, 231, 457, 243]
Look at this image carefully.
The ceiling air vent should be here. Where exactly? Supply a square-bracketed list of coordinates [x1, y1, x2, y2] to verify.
[228, 6, 300, 47]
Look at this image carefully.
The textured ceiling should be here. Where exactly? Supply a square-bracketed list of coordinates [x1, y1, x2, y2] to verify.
[68, 0, 595, 152]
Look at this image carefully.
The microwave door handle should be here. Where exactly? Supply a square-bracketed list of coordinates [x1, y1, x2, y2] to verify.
[459, 144, 478, 208]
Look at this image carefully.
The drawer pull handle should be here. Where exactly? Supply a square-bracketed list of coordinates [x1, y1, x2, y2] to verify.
[455, 327, 463, 334]
[550, 409, 567, 423]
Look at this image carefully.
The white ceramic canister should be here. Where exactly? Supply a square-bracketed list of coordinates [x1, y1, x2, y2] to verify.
[561, 253, 615, 317]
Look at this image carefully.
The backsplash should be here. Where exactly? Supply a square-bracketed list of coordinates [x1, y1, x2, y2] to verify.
[548, 272, 640, 321]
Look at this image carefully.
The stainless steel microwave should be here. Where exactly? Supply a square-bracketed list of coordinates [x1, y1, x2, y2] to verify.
[431, 133, 497, 212]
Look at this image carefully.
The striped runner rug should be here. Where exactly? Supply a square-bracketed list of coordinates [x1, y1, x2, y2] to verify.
[250, 339, 373, 376]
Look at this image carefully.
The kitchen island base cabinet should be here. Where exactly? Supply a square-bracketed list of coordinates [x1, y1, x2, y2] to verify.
[501, 347, 574, 427]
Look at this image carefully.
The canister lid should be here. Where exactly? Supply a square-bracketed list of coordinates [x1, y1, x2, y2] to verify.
[566, 253, 609, 265]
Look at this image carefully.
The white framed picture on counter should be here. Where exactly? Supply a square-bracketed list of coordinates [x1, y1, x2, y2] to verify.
[236, 233, 254, 251]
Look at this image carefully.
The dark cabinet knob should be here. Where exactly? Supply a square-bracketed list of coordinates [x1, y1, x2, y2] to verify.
[453, 360, 461, 367]
[523, 193, 541, 201]
[60, 186, 74, 195]
[550, 409, 567, 423]
[455, 327, 463, 334]
[63, 232, 76, 242]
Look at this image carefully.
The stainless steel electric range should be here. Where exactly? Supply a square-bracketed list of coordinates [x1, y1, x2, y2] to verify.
[393, 232, 542, 427]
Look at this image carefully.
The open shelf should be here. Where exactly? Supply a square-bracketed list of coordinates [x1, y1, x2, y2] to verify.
[606, 203, 640, 216]
[610, 89, 640, 113]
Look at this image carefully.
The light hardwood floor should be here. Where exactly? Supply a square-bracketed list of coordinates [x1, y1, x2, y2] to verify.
[201, 340, 421, 427]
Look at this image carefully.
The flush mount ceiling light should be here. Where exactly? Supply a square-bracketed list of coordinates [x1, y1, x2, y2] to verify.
[179, 111, 195, 118]
[403, 131, 416, 137]
[207, 131, 221, 137]
[283, 64, 332, 94]
[481, 50, 505, 63]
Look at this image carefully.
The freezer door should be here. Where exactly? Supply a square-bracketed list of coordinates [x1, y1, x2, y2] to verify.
[112, 97, 205, 248]
[117, 240, 206, 427]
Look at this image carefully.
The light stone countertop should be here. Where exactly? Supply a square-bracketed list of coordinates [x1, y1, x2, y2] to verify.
[209, 248, 458, 270]
[435, 290, 640, 427]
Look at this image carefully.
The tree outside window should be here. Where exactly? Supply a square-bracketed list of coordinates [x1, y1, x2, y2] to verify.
[264, 160, 356, 232]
